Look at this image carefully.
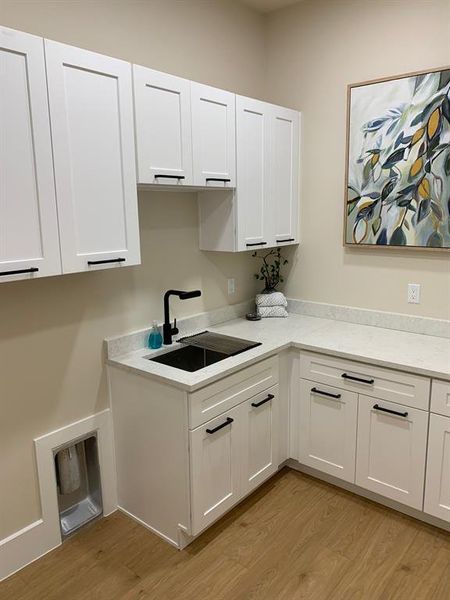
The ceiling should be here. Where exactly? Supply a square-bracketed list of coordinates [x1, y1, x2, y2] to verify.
[240, 0, 303, 13]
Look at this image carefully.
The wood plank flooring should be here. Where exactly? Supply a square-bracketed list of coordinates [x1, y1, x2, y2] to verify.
[1, 468, 449, 599]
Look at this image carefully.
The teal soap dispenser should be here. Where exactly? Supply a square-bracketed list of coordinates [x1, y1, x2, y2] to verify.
[148, 320, 162, 349]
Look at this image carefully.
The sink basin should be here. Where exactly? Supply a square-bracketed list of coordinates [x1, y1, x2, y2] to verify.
[149, 345, 228, 372]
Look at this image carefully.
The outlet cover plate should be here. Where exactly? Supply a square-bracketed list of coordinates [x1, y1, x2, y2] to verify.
[408, 283, 421, 304]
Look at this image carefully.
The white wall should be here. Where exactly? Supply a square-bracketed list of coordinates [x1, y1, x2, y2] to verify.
[0, 0, 266, 539]
[266, 0, 450, 319]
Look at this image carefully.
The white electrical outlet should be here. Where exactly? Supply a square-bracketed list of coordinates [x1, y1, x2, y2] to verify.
[227, 278, 236, 295]
[408, 283, 421, 304]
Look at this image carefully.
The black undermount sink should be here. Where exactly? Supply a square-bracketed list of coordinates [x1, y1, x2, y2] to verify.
[147, 331, 262, 372]
[149, 345, 228, 372]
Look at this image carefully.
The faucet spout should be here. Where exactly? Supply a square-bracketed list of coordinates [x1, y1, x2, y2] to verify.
[162, 289, 202, 345]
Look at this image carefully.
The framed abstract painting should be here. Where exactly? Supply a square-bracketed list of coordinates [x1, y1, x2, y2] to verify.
[344, 67, 450, 250]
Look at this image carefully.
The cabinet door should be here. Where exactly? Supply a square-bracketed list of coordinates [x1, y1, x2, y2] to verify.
[270, 106, 300, 247]
[0, 27, 61, 282]
[298, 379, 358, 482]
[236, 96, 271, 251]
[242, 386, 279, 494]
[45, 41, 140, 273]
[190, 404, 243, 535]
[424, 414, 450, 522]
[133, 66, 193, 186]
[356, 395, 428, 509]
[191, 83, 236, 188]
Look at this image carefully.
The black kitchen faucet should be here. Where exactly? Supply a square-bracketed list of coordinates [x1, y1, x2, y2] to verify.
[163, 289, 202, 345]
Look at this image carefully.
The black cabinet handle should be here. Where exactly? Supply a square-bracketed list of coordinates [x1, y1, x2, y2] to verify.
[276, 238, 295, 243]
[246, 242, 267, 247]
[311, 387, 341, 399]
[341, 373, 374, 385]
[373, 404, 408, 418]
[251, 393, 274, 408]
[88, 258, 126, 266]
[206, 417, 234, 434]
[205, 178, 231, 183]
[154, 174, 185, 180]
[0, 267, 39, 277]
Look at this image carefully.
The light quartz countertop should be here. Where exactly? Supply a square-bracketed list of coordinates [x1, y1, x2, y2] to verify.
[106, 314, 450, 391]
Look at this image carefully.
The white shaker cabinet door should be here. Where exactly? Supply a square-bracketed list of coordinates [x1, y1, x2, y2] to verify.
[0, 27, 61, 282]
[45, 41, 140, 273]
[242, 386, 279, 495]
[356, 395, 428, 509]
[424, 413, 450, 523]
[133, 66, 193, 186]
[191, 83, 236, 188]
[298, 379, 358, 483]
[190, 404, 243, 536]
[236, 96, 271, 251]
[270, 106, 299, 247]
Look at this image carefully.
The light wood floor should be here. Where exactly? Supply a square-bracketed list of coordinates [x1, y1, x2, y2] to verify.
[1, 469, 449, 600]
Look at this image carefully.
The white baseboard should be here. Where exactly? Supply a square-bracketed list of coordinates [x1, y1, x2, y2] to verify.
[117, 505, 180, 549]
[0, 409, 117, 582]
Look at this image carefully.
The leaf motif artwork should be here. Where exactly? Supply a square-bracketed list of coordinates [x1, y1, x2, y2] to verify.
[345, 68, 450, 249]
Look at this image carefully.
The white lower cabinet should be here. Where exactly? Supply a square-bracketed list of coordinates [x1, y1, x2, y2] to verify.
[190, 385, 280, 535]
[424, 413, 450, 522]
[242, 386, 279, 494]
[298, 379, 358, 483]
[190, 404, 243, 536]
[356, 395, 428, 509]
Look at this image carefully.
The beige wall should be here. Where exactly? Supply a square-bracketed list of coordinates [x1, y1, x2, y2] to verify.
[2, 0, 450, 541]
[266, 0, 450, 319]
[0, 0, 265, 538]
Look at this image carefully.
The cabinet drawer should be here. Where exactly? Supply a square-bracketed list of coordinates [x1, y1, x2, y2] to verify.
[431, 380, 450, 417]
[299, 351, 430, 410]
[189, 356, 279, 428]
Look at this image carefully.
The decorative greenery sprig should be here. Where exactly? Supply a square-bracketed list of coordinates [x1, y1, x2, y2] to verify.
[252, 247, 288, 291]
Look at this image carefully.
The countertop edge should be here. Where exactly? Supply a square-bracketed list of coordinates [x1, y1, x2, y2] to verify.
[107, 335, 450, 391]
[292, 342, 450, 381]
[106, 342, 291, 392]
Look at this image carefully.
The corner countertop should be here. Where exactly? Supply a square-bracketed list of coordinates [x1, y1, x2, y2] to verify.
[106, 314, 450, 391]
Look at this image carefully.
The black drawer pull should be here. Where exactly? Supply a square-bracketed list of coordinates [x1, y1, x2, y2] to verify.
[88, 258, 126, 266]
[206, 417, 234, 434]
[246, 242, 267, 247]
[0, 267, 39, 277]
[154, 174, 185, 180]
[205, 178, 231, 183]
[311, 387, 341, 399]
[373, 404, 408, 418]
[276, 238, 295, 243]
[341, 373, 374, 385]
[251, 393, 274, 408]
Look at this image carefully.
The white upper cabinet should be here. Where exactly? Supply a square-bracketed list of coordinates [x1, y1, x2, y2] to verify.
[191, 83, 236, 188]
[270, 106, 300, 247]
[236, 96, 271, 250]
[0, 27, 61, 282]
[45, 41, 140, 273]
[200, 97, 300, 252]
[133, 66, 193, 186]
